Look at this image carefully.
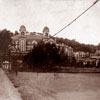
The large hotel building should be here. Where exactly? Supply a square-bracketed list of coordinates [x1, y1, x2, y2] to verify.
[10, 25, 55, 55]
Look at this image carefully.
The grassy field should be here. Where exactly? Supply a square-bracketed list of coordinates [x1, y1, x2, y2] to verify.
[7, 71, 100, 100]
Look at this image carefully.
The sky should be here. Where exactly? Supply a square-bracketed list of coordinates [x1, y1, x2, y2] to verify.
[0, 0, 100, 45]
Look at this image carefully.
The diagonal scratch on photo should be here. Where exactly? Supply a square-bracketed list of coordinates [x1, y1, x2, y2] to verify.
[0, 0, 100, 100]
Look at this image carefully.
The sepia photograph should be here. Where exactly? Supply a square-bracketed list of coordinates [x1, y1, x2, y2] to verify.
[0, 0, 100, 100]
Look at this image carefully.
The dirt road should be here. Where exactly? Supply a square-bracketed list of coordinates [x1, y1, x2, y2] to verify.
[0, 68, 22, 100]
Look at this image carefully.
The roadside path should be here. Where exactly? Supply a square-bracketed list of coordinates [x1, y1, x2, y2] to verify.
[0, 68, 22, 100]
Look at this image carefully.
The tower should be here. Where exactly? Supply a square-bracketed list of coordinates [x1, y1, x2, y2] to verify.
[19, 25, 26, 35]
[42, 26, 50, 38]
[19, 25, 27, 52]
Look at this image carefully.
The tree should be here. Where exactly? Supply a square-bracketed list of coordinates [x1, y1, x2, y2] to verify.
[23, 41, 69, 69]
[0, 29, 13, 54]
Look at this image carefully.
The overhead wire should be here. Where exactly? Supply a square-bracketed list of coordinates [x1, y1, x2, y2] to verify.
[53, 0, 99, 37]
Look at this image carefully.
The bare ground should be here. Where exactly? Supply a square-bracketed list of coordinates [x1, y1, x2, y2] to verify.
[7, 71, 100, 100]
[0, 68, 22, 100]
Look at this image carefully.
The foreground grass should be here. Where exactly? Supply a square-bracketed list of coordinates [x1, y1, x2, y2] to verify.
[6, 71, 57, 100]
[6, 71, 100, 100]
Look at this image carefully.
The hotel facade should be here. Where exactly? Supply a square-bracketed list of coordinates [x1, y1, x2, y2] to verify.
[10, 25, 55, 56]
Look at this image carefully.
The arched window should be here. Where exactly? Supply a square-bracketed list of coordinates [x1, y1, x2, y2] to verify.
[31, 41, 38, 49]
[20, 40, 26, 52]
[32, 40, 38, 45]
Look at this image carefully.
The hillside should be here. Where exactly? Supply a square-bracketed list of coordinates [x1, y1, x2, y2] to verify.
[56, 37, 97, 53]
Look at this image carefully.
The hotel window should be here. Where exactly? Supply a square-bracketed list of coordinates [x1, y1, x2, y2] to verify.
[20, 40, 26, 52]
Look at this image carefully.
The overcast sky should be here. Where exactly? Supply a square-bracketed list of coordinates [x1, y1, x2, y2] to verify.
[0, 0, 100, 45]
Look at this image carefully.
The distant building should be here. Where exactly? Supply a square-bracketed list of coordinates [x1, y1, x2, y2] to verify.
[56, 43, 74, 62]
[90, 50, 100, 59]
[74, 51, 89, 61]
[95, 50, 100, 56]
